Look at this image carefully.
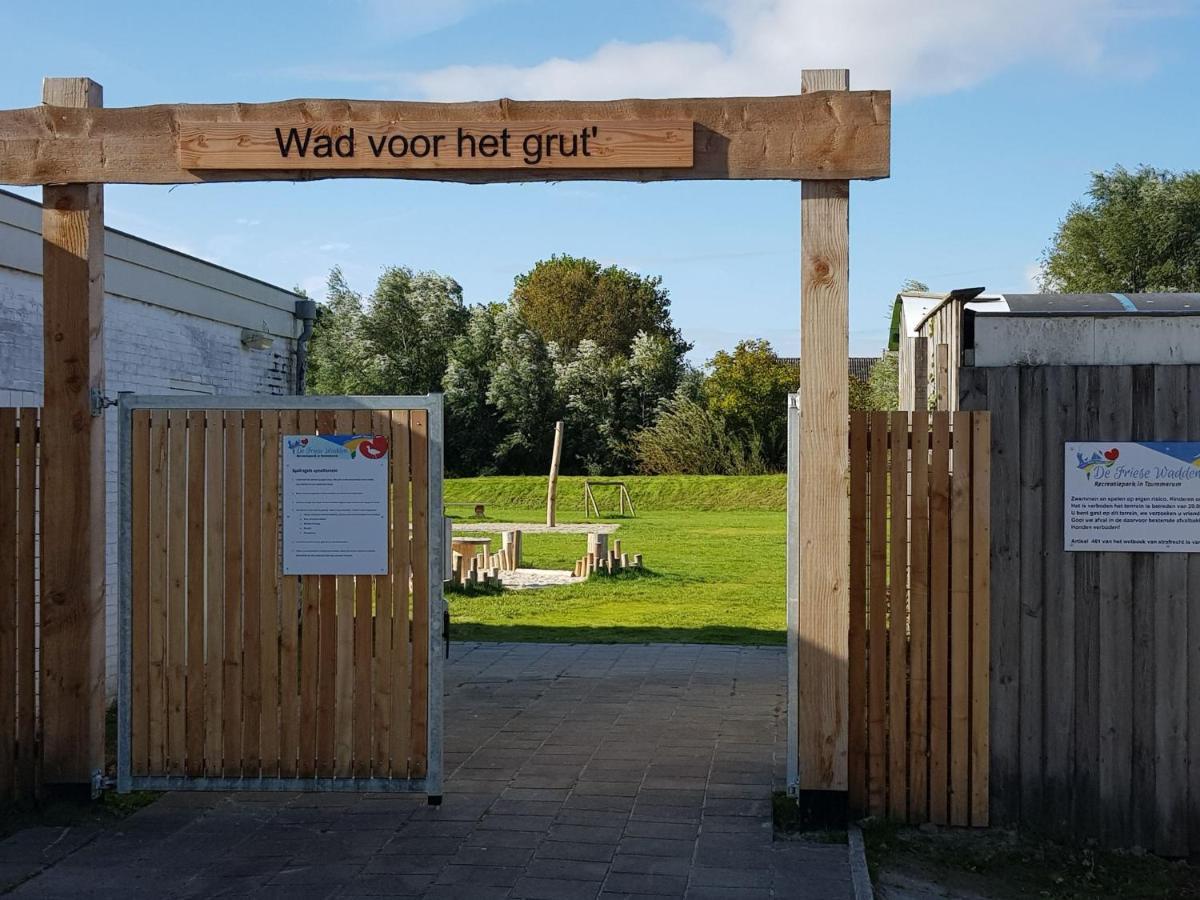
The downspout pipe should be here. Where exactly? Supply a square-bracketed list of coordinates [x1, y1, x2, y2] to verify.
[294, 299, 318, 395]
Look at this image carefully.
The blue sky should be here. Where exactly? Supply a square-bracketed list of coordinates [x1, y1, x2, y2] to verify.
[3, 0, 1198, 360]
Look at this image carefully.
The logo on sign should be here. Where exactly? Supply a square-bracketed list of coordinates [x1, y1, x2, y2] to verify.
[1076, 447, 1119, 479]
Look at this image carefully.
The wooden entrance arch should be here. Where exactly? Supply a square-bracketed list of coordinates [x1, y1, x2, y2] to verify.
[0, 72, 890, 794]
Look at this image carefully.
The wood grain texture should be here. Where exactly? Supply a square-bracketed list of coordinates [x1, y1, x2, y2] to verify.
[371, 410, 393, 777]
[949, 412, 971, 826]
[278, 411, 301, 778]
[179, 120, 693, 171]
[909, 411, 930, 822]
[928, 414, 951, 825]
[410, 410, 430, 777]
[38, 76, 105, 783]
[241, 412, 263, 775]
[166, 410, 187, 776]
[887, 412, 909, 820]
[390, 410, 412, 777]
[333, 410, 355, 776]
[259, 410, 281, 777]
[203, 410, 224, 775]
[796, 69, 852, 794]
[867, 412, 888, 815]
[970, 413, 991, 827]
[0, 93, 890, 184]
[148, 412, 168, 775]
[296, 410, 320, 778]
[315, 411, 338, 777]
[847, 412, 868, 813]
[15, 412, 35, 796]
[184, 411, 206, 776]
[352, 410, 374, 777]
[221, 411, 243, 777]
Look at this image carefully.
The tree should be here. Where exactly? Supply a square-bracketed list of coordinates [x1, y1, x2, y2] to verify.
[511, 255, 690, 358]
[1041, 165, 1200, 293]
[306, 267, 375, 395]
[702, 339, 797, 468]
[443, 303, 506, 475]
[485, 305, 558, 474]
[635, 392, 765, 475]
[867, 351, 899, 411]
[625, 331, 688, 430]
[363, 266, 469, 394]
[554, 340, 630, 474]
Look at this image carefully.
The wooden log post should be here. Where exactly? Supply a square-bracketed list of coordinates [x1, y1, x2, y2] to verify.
[797, 69, 851, 796]
[546, 421, 563, 527]
[39, 77, 106, 788]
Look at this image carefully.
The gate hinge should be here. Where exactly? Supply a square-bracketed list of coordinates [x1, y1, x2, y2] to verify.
[90, 389, 118, 417]
[91, 769, 115, 799]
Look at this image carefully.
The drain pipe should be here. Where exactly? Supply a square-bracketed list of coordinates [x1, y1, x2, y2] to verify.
[293, 298, 318, 394]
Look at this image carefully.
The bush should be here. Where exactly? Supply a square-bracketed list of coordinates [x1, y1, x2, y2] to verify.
[635, 396, 767, 475]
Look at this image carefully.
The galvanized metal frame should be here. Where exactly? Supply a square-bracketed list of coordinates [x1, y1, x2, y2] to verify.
[117, 394, 445, 796]
[785, 393, 800, 793]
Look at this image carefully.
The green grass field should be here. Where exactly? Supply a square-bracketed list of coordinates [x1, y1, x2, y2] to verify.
[445, 475, 787, 646]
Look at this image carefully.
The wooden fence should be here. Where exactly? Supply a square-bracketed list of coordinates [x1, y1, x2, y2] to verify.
[962, 364, 1200, 856]
[0, 408, 39, 802]
[128, 407, 430, 782]
[848, 411, 990, 826]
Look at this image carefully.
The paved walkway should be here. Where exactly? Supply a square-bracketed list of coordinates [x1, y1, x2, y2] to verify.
[2, 643, 851, 899]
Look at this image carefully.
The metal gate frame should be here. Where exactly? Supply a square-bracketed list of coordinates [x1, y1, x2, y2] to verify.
[116, 394, 445, 795]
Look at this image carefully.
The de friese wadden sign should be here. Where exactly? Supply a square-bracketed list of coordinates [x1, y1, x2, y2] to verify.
[178, 121, 694, 171]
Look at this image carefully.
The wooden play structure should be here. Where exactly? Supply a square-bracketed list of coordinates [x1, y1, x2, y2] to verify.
[573, 533, 643, 578]
[582, 480, 636, 518]
[449, 530, 523, 588]
[0, 72, 887, 805]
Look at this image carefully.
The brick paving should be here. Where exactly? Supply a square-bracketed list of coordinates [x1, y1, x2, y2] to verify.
[3, 642, 852, 898]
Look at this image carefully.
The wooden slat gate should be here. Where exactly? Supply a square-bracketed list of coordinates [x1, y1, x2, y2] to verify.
[788, 405, 990, 826]
[116, 396, 444, 795]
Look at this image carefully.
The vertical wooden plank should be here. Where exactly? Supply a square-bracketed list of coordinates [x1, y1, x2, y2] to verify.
[866, 412, 888, 816]
[16, 412, 37, 796]
[241, 411, 263, 775]
[847, 412, 868, 814]
[410, 409, 430, 777]
[184, 411, 206, 776]
[371, 410, 393, 778]
[333, 409, 355, 777]
[949, 411, 972, 825]
[315, 410, 338, 777]
[888, 412, 909, 820]
[39, 76, 105, 785]
[203, 410, 224, 776]
[928, 412, 951, 824]
[390, 410, 412, 778]
[1017, 368, 1046, 830]
[1097, 367, 1134, 847]
[934, 344, 949, 411]
[909, 410, 930, 822]
[352, 409, 374, 777]
[0, 409, 16, 797]
[15, 412, 37, 796]
[222, 411, 244, 777]
[259, 410, 281, 778]
[963, 367, 1020, 826]
[1152, 365, 1189, 857]
[1072, 370, 1102, 840]
[797, 68, 851, 793]
[1129, 365, 1156, 849]
[970, 412, 991, 827]
[278, 411, 301, 778]
[1042, 367, 1076, 837]
[166, 409, 188, 776]
[147, 412, 168, 774]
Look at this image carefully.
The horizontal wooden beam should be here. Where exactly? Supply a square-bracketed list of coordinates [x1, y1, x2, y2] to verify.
[0, 92, 890, 185]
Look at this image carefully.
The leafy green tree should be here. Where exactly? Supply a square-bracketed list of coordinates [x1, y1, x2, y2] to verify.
[635, 392, 766, 475]
[443, 303, 505, 475]
[511, 255, 690, 358]
[363, 266, 469, 394]
[486, 305, 558, 473]
[625, 331, 688, 430]
[1041, 165, 1200, 292]
[867, 351, 899, 411]
[306, 268, 375, 395]
[554, 340, 631, 474]
[848, 375, 872, 411]
[702, 339, 797, 468]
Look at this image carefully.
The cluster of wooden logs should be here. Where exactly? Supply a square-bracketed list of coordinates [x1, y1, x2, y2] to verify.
[574, 533, 642, 578]
[449, 530, 523, 589]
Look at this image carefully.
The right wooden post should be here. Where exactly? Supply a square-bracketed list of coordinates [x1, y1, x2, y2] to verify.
[797, 68, 851, 793]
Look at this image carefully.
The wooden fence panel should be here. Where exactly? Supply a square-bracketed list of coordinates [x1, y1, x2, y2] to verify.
[849, 411, 989, 826]
[961, 364, 1200, 854]
[127, 405, 434, 786]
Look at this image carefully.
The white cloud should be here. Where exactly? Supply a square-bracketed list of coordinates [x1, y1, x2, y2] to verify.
[235, 217, 261, 226]
[393, 0, 1165, 100]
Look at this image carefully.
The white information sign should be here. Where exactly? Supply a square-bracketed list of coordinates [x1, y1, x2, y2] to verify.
[1065, 442, 1200, 552]
[282, 433, 390, 574]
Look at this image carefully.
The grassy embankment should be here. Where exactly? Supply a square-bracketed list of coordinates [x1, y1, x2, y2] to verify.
[444, 474, 787, 646]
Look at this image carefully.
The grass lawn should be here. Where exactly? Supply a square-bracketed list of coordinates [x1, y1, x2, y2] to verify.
[445, 475, 787, 646]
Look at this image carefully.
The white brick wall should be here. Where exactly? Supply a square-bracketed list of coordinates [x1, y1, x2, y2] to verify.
[0, 264, 296, 695]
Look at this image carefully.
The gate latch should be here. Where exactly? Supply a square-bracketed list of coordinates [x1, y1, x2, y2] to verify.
[90, 389, 118, 417]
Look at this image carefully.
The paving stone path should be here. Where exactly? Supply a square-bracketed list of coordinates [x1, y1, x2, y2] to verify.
[2, 642, 852, 899]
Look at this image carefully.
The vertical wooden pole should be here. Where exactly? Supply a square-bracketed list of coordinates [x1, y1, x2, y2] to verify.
[39, 76, 105, 786]
[546, 420, 564, 527]
[797, 68, 851, 794]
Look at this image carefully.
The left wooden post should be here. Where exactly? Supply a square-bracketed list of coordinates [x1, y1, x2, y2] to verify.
[40, 76, 106, 787]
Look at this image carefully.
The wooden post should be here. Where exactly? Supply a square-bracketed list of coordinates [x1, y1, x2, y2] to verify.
[39, 77, 106, 787]
[546, 420, 563, 527]
[913, 337, 930, 411]
[935, 343, 950, 411]
[797, 68, 851, 795]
